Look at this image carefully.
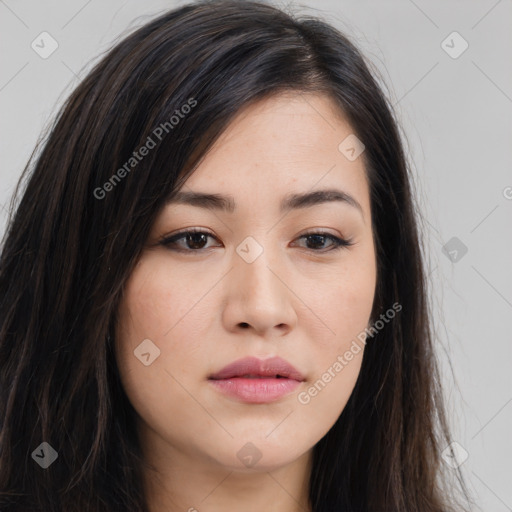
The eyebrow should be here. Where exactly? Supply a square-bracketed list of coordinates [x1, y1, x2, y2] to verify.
[166, 188, 364, 217]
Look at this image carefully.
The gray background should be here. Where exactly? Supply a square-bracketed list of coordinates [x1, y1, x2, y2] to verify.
[1, 1, 511, 510]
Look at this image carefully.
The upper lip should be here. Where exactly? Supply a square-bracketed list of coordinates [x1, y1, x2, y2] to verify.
[209, 356, 305, 381]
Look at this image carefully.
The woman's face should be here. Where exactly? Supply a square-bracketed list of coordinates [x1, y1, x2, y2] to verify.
[115, 92, 377, 473]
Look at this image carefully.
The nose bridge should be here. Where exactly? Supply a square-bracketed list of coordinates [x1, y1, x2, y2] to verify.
[234, 234, 283, 304]
[225, 233, 296, 334]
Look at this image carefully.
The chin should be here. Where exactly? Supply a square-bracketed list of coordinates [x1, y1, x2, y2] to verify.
[205, 438, 311, 473]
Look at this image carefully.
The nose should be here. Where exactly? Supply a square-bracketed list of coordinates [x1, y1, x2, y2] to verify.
[222, 243, 298, 338]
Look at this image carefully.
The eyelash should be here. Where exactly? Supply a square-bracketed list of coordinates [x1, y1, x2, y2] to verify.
[158, 228, 354, 254]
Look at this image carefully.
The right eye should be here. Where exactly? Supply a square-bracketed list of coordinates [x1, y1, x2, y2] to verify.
[158, 229, 222, 253]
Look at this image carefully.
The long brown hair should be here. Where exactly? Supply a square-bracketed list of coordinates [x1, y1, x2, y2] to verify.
[0, 1, 471, 510]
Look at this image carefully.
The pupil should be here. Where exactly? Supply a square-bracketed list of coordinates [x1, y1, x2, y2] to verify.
[188, 233, 207, 249]
[307, 234, 325, 249]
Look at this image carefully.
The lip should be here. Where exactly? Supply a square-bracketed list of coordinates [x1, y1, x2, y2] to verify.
[208, 356, 305, 403]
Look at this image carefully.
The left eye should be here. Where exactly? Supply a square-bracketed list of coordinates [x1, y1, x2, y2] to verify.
[159, 230, 353, 253]
[293, 232, 353, 251]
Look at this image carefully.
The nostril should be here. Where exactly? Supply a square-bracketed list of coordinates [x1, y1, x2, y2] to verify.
[240, 322, 249, 328]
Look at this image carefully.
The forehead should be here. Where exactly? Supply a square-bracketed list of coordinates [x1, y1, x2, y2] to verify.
[179, 92, 371, 216]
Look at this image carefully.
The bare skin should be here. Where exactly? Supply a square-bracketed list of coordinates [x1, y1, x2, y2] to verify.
[115, 92, 377, 512]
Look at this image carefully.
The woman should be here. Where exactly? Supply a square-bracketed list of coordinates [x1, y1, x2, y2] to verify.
[0, 1, 471, 510]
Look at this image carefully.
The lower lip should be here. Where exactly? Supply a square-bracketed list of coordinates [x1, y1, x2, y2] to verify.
[209, 377, 301, 403]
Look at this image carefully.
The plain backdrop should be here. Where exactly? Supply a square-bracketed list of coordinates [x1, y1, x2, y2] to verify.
[1, 1, 511, 510]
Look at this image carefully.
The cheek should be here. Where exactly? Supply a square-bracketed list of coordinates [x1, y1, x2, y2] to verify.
[301, 250, 377, 352]
[293, 252, 376, 426]
[114, 256, 214, 451]
[116, 255, 208, 351]
[114, 255, 193, 395]
[295, 350, 363, 443]
[294, 289, 369, 440]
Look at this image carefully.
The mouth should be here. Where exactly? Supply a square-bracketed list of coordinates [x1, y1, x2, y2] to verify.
[208, 356, 305, 403]
[220, 374, 289, 379]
